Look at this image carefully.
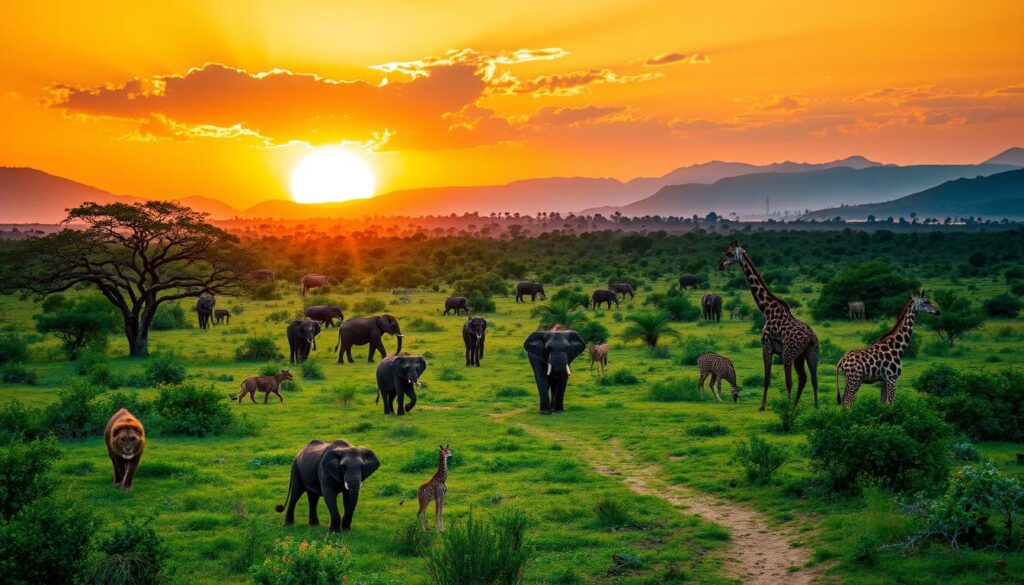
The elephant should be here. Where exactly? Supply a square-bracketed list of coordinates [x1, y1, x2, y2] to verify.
[848, 301, 866, 320]
[196, 293, 216, 329]
[444, 296, 470, 316]
[305, 305, 345, 328]
[335, 315, 403, 364]
[609, 282, 635, 299]
[515, 281, 546, 302]
[462, 317, 487, 366]
[701, 294, 723, 321]
[287, 319, 322, 364]
[524, 328, 586, 415]
[276, 439, 380, 532]
[375, 354, 426, 415]
[591, 290, 620, 310]
[254, 269, 275, 281]
[214, 309, 231, 325]
[679, 274, 702, 290]
[300, 274, 329, 297]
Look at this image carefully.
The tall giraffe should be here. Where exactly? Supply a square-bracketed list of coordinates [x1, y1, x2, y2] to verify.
[417, 444, 451, 531]
[719, 241, 820, 411]
[836, 291, 940, 406]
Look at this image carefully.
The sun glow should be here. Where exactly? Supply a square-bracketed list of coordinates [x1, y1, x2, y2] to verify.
[290, 149, 375, 204]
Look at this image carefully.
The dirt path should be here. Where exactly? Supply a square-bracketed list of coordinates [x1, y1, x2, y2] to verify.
[502, 416, 818, 585]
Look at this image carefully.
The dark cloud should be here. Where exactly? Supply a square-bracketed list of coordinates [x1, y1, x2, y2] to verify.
[645, 52, 687, 66]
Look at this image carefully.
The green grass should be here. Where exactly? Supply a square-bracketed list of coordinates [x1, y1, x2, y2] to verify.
[1, 277, 1022, 584]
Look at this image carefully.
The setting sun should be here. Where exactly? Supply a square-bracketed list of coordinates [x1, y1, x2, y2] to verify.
[290, 149, 375, 204]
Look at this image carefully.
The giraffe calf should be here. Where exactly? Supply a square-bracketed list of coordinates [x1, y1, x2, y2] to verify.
[588, 343, 609, 375]
[696, 353, 741, 403]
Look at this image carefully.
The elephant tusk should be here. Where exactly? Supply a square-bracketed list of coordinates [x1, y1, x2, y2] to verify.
[394, 334, 404, 337]
[547, 363, 552, 376]
[344, 480, 350, 491]
[566, 364, 572, 376]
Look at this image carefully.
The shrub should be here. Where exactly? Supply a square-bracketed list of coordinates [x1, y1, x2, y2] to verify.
[466, 292, 497, 313]
[495, 386, 530, 398]
[660, 295, 701, 322]
[34, 294, 118, 359]
[0, 363, 36, 385]
[686, 422, 728, 437]
[621, 311, 677, 348]
[531, 300, 586, 330]
[43, 380, 102, 439]
[646, 379, 702, 402]
[154, 383, 233, 437]
[250, 537, 352, 585]
[733, 434, 787, 485]
[0, 400, 45, 444]
[676, 336, 718, 365]
[302, 295, 348, 311]
[322, 384, 358, 406]
[401, 448, 463, 473]
[551, 288, 590, 310]
[145, 353, 187, 386]
[422, 510, 530, 585]
[235, 337, 284, 362]
[817, 338, 845, 363]
[0, 436, 60, 519]
[0, 493, 96, 585]
[812, 261, 919, 320]
[927, 290, 984, 347]
[913, 365, 1024, 441]
[407, 317, 443, 332]
[300, 360, 325, 380]
[597, 370, 640, 386]
[438, 366, 466, 381]
[574, 320, 609, 344]
[151, 303, 189, 330]
[768, 397, 801, 433]
[0, 336, 29, 365]
[983, 292, 1023, 318]
[91, 516, 167, 585]
[354, 297, 387, 314]
[593, 496, 632, 528]
[393, 517, 434, 556]
[951, 441, 980, 462]
[804, 396, 952, 493]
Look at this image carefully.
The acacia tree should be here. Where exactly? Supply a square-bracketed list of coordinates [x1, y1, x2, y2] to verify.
[1, 201, 257, 357]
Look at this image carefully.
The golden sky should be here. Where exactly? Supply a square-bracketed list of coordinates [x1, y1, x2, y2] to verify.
[1, 0, 1023, 208]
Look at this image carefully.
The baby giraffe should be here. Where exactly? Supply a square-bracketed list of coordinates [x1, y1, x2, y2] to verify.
[417, 444, 452, 531]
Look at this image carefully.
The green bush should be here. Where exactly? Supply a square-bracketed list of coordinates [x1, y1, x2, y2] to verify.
[596, 369, 640, 386]
[660, 295, 701, 322]
[393, 516, 434, 556]
[250, 537, 352, 585]
[422, 509, 530, 585]
[401, 448, 464, 473]
[804, 396, 952, 494]
[0, 400, 44, 444]
[235, 337, 284, 362]
[733, 434, 787, 485]
[300, 359, 325, 380]
[407, 317, 443, 332]
[145, 353, 187, 386]
[983, 292, 1023, 318]
[676, 336, 718, 365]
[927, 290, 984, 347]
[593, 496, 633, 528]
[0, 436, 60, 519]
[0, 336, 28, 365]
[91, 516, 167, 585]
[812, 261, 919, 320]
[353, 297, 388, 314]
[646, 379, 702, 402]
[43, 380, 103, 439]
[34, 294, 118, 359]
[531, 300, 586, 330]
[913, 365, 1024, 441]
[438, 366, 466, 381]
[621, 311, 677, 348]
[466, 292, 497, 313]
[154, 383, 233, 437]
[151, 303, 190, 330]
[0, 363, 36, 385]
[495, 386, 530, 398]
[768, 397, 801, 433]
[574, 320, 609, 344]
[686, 422, 728, 437]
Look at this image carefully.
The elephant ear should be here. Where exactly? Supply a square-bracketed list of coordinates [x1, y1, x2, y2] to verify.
[359, 448, 380, 480]
[323, 450, 344, 484]
[415, 357, 427, 376]
[376, 316, 389, 332]
[523, 331, 548, 360]
[313, 322, 322, 335]
[565, 332, 586, 363]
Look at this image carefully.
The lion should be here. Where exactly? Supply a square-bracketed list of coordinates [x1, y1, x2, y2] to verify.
[104, 408, 146, 491]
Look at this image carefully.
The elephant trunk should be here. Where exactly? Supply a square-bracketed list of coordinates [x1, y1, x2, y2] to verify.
[394, 333, 403, 354]
[405, 380, 417, 411]
[343, 468, 361, 512]
[547, 352, 569, 376]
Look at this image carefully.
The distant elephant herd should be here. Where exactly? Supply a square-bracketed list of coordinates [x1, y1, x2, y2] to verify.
[101, 243, 927, 534]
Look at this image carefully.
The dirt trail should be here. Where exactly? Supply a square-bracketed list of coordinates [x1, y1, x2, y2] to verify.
[503, 416, 818, 585]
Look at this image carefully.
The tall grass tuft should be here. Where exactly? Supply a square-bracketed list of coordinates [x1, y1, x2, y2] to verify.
[422, 509, 530, 585]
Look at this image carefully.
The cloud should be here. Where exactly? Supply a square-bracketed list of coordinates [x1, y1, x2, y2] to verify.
[689, 53, 710, 64]
[645, 52, 687, 66]
[750, 94, 810, 113]
[525, 105, 626, 127]
[987, 82, 1024, 97]
[492, 69, 662, 97]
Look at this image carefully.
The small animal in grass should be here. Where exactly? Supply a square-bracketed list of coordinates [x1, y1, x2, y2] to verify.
[589, 343, 609, 375]
[214, 309, 231, 325]
[696, 353, 741, 403]
[417, 444, 452, 531]
[233, 369, 294, 404]
[104, 408, 145, 491]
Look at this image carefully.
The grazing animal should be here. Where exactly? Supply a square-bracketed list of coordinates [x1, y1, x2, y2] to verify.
[678, 274, 701, 290]
[254, 269, 275, 281]
[848, 301, 866, 320]
[524, 327, 586, 415]
[335, 315, 403, 364]
[417, 444, 452, 531]
[836, 291, 940, 406]
[701, 294, 723, 321]
[591, 289, 620, 310]
[300, 274, 329, 297]
[515, 281, 546, 302]
[375, 354, 426, 415]
[287, 319, 322, 364]
[588, 343, 609, 375]
[214, 309, 231, 325]
[720, 241, 820, 411]
[104, 408, 145, 491]
[443, 296, 470, 316]
[696, 353, 741, 403]
[276, 439, 380, 532]
[609, 283, 635, 300]
[196, 293, 216, 329]
[305, 305, 345, 328]
[462, 317, 487, 367]
[236, 369, 294, 404]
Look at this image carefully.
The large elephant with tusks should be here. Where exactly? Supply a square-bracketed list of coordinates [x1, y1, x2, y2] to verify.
[524, 327, 586, 415]
[335, 315, 403, 364]
[196, 293, 216, 329]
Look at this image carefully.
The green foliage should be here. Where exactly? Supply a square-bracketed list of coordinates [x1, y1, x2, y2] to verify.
[302, 295, 348, 311]
[0, 436, 59, 520]
[621, 311, 677, 348]
[407, 317, 444, 332]
[551, 288, 589, 310]
[0, 400, 44, 445]
[250, 537, 352, 585]
[676, 336, 718, 365]
[235, 336, 285, 361]
[913, 365, 1024, 441]
[983, 292, 1023, 317]
[927, 290, 984, 346]
[574, 320, 609, 344]
[768, 397, 801, 433]
[646, 379, 702, 402]
[43, 379, 103, 439]
[300, 359, 325, 380]
[34, 294, 118, 359]
[531, 300, 586, 329]
[0, 363, 36, 385]
[951, 441, 980, 462]
[91, 516, 167, 585]
[596, 369, 640, 386]
[817, 338, 845, 363]
[401, 448, 464, 473]
[452, 272, 507, 297]
[438, 366, 466, 381]
[354, 297, 388, 314]
[804, 396, 953, 494]
[466, 291, 497, 313]
[0, 336, 28, 365]
[593, 497, 633, 528]
[495, 386, 530, 398]
[686, 422, 728, 437]
[733, 434, 787, 485]
[154, 383, 233, 437]
[151, 302, 190, 330]
[392, 517, 433, 557]
[422, 509, 530, 585]
[913, 462, 1024, 549]
[659, 295, 701, 322]
[813, 261, 919, 320]
[145, 353, 188, 385]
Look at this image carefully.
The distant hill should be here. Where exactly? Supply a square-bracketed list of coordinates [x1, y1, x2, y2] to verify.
[583, 164, 1020, 218]
[984, 147, 1024, 167]
[800, 169, 1024, 221]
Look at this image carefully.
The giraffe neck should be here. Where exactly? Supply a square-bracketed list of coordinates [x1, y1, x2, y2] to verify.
[881, 301, 917, 358]
[739, 251, 786, 315]
[434, 453, 448, 484]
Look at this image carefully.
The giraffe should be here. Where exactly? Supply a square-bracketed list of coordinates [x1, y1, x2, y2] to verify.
[836, 291, 940, 406]
[417, 444, 451, 531]
[719, 241, 820, 411]
[696, 353, 741, 403]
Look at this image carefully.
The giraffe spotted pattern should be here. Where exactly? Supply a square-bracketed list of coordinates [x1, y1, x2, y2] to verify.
[697, 353, 741, 402]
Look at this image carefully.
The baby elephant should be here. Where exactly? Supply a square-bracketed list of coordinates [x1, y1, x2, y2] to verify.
[588, 343, 609, 375]
[236, 369, 294, 404]
[696, 353, 741, 403]
[214, 309, 231, 325]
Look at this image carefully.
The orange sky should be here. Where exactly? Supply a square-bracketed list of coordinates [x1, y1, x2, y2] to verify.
[1, 1, 1023, 208]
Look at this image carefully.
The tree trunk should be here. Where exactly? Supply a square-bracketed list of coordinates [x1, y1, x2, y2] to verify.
[125, 317, 149, 357]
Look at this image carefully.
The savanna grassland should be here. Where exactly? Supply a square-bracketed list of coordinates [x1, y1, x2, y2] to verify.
[1, 225, 1023, 585]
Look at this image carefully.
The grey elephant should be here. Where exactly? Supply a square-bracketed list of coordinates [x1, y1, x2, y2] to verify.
[515, 281, 546, 302]
[275, 439, 380, 532]
[444, 296, 470, 316]
[214, 309, 231, 325]
[305, 305, 345, 328]
[524, 327, 586, 415]
[702, 294, 723, 321]
[196, 293, 216, 329]
[375, 354, 426, 415]
[462, 317, 487, 366]
[287, 319, 322, 364]
[335, 315, 403, 364]
[591, 290, 620, 310]
[609, 282, 635, 299]
[679, 274, 702, 290]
